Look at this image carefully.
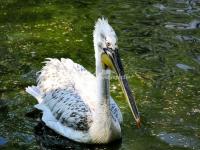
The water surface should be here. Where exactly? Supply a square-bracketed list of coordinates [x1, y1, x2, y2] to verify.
[0, 0, 200, 149]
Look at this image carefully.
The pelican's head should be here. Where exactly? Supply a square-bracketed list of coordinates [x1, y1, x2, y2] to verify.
[93, 18, 141, 128]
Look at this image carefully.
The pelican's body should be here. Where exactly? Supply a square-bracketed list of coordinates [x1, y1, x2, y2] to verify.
[26, 18, 140, 144]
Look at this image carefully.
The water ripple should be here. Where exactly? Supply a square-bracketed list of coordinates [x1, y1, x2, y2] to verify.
[176, 35, 200, 42]
[165, 20, 200, 29]
[176, 63, 194, 71]
[154, 1, 200, 14]
[158, 132, 200, 149]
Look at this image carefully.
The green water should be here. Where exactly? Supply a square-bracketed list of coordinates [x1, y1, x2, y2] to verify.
[0, 0, 200, 149]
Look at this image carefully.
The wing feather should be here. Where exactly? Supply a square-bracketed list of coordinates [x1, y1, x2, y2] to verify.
[35, 58, 122, 131]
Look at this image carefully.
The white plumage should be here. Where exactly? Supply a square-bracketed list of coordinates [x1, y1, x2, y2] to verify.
[26, 18, 127, 144]
[26, 57, 123, 143]
[26, 18, 141, 144]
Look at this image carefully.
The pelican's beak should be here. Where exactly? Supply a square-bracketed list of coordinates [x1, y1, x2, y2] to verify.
[101, 48, 141, 128]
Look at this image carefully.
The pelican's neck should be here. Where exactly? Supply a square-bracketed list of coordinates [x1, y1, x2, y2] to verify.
[95, 55, 111, 110]
[93, 19, 112, 114]
[89, 19, 121, 142]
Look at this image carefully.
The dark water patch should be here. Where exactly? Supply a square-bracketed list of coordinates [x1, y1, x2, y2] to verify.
[25, 108, 42, 119]
[21, 70, 37, 83]
[187, 49, 200, 65]
[0, 10, 53, 24]
[34, 121, 122, 150]
[1, 0, 44, 9]
[0, 64, 10, 75]
[0, 99, 9, 112]
[0, 2, 55, 24]
[0, 34, 8, 41]
[134, 44, 153, 55]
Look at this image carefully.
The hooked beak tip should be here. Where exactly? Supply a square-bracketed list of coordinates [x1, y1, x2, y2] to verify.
[136, 118, 141, 128]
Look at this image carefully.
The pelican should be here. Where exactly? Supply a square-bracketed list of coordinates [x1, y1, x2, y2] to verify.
[26, 18, 141, 144]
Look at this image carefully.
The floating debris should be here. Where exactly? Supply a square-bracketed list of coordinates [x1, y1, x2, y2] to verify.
[34, 121, 122, 150]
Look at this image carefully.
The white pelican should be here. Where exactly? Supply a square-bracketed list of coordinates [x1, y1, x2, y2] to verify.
[26, 18, 141, 144]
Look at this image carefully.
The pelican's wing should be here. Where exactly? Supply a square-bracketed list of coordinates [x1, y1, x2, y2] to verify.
[26, 58, 95, 142]
[34, 96, 93, 143]
[36, 58, 93, 126]
[110, 97, 123, 124]
[40, 88, 93, 131]
[26, 85, 93, 143]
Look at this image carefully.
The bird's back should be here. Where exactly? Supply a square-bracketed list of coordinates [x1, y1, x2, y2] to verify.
[38, 58, 96, 100]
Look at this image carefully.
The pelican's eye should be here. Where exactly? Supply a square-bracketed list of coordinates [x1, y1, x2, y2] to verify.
[106, 42, 111, 47]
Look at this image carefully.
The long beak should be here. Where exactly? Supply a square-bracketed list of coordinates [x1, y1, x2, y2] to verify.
[102, 48, 141, 128]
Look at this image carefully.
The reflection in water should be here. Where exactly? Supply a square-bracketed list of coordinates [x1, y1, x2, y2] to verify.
[0, 136, 7, 146]
[34, 122, 122, 150]
[26, 109, 122, 149]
